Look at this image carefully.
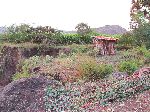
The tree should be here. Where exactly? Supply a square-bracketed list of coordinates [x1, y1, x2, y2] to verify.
[75, 22, 91, 36]
[130, 0, 150, 29]
[118, 32, 134, 47]
[27, 26, 62, 44]
[7, 24, 30, 33]
[133, 23, 150, 48]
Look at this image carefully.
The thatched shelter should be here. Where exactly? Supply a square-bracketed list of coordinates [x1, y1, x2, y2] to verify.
[92, 36, 118, 55]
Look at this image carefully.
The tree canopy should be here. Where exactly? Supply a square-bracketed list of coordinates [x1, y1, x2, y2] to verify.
[130, 0, 150, 29]
[75, 23, 91, 36]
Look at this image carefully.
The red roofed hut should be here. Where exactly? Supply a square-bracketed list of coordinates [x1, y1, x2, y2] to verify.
[92, 36, 118, 55]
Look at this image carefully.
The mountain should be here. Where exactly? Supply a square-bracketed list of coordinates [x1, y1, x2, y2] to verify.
[64, 25, 127, 35]
[0, 27, 7, 34]
[93, 25, 127, 35]
[63, 30, 76, 34]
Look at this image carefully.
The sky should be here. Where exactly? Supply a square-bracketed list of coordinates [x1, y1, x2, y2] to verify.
[0, 0, 132, 31]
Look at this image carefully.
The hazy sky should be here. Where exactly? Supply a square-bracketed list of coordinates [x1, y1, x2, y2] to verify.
[0, 0, 131, 30]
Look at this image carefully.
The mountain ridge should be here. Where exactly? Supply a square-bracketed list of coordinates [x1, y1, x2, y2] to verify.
[64, 25, 127, 35]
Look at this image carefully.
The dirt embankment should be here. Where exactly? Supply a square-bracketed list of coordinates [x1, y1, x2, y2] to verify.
[0, 45, 71, 86]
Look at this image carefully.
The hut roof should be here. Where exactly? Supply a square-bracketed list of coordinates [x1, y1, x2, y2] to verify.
[93, 36, 118, 41]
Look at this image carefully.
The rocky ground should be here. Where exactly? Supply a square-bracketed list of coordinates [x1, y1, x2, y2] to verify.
[89, 90, 150, 112]
[0, 45, 150, 112]
[110, 90, 150, 112]
[0, 75, 150, 112]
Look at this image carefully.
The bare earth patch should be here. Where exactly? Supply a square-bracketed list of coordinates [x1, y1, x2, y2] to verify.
[109, 90, 150, 112]
[82, 90, 150, 112]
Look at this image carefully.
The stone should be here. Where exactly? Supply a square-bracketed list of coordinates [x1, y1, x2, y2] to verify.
[0, 75, 62, 112]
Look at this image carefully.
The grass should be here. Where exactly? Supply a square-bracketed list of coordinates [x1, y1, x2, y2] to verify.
[0, 42, 41, 48]
[1, 42, 150, 111]
[11, 45, 149, 82]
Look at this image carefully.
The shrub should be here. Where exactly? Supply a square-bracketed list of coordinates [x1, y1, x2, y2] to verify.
[86, 47, 99, 57]
[118, 60, 139, 75]
[117, 32, 134, 47]
[78, 60, 113, 81]
[1, 24, 62, 44]
[69, 44, 92, 54]
[1, 31, 29, 43]
[12, 55, 53, 81]
[132, 46, 150, 65]
[21, 55, 53, 70]
[12, 72, 31, 81]
[136, 46, 150, 57]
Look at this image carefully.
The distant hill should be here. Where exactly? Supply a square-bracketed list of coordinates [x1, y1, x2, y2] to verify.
[93, 25, 127, 35]
[63, 30, 76, 34]
[0, 27, 7, 34]
[64, 25, 127, 35]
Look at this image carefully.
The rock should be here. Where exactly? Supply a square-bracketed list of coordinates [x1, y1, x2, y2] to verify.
[112, 72, 128, 80]
[0, 75, 63, 112]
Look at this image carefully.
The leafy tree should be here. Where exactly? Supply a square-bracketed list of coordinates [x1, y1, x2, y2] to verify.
[7, 24, 30, 33]
[118, 32, 134, 47]
[27, 26, 56, 34]
[75, 22, 91, 36]
[133, 23, 150, 48]
[3, 24, 61, 44]
[26, 26, 63, 45]
[130, 0, 150, 29]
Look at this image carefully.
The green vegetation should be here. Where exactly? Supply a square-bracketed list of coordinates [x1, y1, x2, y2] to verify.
[44, 71, 150, 111]
[11, 43, 149, 82]
[0, 24, 121, 46]
[75, 22, 92, 36]
[78, 60, 113, 80]
[1, 1, 150, 111]
[133, 23, 150, 48]
[12, 72, 31, 81]
[117, 32, 134, 48]
[118, 60, 139, 75]
[12, 55, 53, 81]
[130, 0, 150, 28]
[0, 19, 150, 111]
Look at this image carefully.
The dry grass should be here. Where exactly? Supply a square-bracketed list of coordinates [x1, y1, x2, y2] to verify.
[39, 54, 98, 83]
[0, 42, 41, 48]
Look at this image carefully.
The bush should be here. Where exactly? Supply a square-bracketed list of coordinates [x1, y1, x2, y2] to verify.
[118, 60, 139, 75]
[136, 46, 150, 65]
[12, 72, 31, 81]
[86, 47, 99, 57]
[117, 32, 134, 47]
[12, 55, 53, 81]
[136, 46, 150, 57]
[1, 32, 29, 43]
[1, 24, 62, 44]
[78, 60, 113, 81]
[68, 44, 92, 54]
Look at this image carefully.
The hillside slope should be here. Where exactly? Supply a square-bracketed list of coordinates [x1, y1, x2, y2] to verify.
[93, 25, 127, 35]
[0, 27, 6, 33]
[65, 25, 127, 35]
